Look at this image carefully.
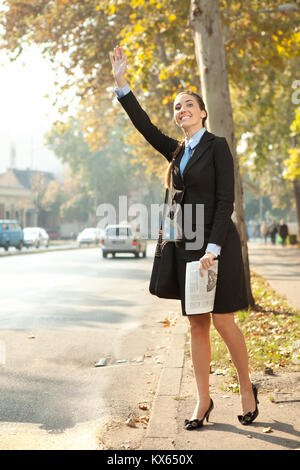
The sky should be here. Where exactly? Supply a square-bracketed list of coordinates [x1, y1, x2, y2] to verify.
[0, 44, 76, 177]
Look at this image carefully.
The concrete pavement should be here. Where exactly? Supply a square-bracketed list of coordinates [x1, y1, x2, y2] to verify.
[141, 242, 300, 450]
[247, 241, 300, 310]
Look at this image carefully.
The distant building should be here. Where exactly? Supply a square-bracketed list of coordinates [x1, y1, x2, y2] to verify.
[0, 168, 54, 227]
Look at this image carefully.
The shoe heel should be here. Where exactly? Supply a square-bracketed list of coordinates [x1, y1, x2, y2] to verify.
[206, 400, 214, 422]
[252, 384, 259, 404]
[238, 384, 259, 425]
[185, 399, 214, 430]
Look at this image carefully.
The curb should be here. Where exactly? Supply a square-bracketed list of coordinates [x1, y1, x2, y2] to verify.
[142, 316, 188, 450]
[0, 240, 157, 258]
[0, 244, 99, 257]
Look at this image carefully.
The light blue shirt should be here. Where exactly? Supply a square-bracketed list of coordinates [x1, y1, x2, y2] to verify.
[114, 83, 131, 99]
[114, 85, 221, 257]
[180, 127, 206, 177]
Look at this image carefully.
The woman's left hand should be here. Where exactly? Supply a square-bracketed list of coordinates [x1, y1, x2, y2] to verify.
[199, 252, 217, 277]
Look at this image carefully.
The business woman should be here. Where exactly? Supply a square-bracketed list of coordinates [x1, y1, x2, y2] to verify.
[109, 46, 259, 428]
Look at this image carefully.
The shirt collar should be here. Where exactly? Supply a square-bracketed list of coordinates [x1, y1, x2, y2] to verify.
[185, 127, 206, 150]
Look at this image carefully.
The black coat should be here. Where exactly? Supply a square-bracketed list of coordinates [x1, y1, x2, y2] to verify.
[117, 91, 249, 314]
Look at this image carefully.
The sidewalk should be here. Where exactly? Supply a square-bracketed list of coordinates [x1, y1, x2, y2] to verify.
[141, 243, 300, 450]
[247, 241, 300, 310]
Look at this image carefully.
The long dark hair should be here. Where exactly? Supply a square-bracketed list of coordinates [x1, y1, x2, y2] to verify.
[165, 90, 207, 189]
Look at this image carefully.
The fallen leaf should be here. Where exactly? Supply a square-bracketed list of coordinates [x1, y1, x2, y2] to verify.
[264, 367, 274, 376]
[121, 442, 131, 449]
[94, 357, 108, 367]
[228, 383, 239, 393]
[138, 403, 149, 410]
[157, 316, 176, 327]
[130, 355, 144, 363]
[125, 417, 136, 428]
[213, 369, 227, 376]
[262, 427, 273, 433]
[140, 415, 150, 424]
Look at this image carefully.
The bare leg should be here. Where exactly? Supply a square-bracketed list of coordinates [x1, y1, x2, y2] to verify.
[212, 313, 255, 415]
[188, 313, 211, 420]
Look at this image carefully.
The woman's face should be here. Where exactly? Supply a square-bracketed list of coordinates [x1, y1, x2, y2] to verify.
[173, 94, 206, 132]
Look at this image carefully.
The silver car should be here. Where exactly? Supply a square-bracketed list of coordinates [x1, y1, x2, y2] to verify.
[101, 225, 147, 258]
[77, 227, 102, 246]
[23, 227, 49, 248]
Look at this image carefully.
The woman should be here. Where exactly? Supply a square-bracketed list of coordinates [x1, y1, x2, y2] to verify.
[109, 46, 259, 428]
[260, 220, 269, 244]
[269, 219, 278, 245]
[278, 219, 289, 246]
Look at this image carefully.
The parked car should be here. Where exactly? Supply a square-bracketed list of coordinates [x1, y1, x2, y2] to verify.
[48, 230, 61, 240]
[101, 224, 147, 258]
[77, 227, 102, 246]
[23, 227, 49, 248]
[0, 219, 24, 251]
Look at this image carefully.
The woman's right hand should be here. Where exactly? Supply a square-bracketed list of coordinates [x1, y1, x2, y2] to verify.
[109, 45, 127, 88]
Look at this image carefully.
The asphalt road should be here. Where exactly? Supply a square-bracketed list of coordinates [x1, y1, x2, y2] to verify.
[0, 245, 179, 449]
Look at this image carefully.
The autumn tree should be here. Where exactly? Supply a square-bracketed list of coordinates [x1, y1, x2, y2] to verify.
[233, 51, 300, 235]
[1, 0, 299, 299]
[1, 1, 298, 176]
[45, 116, 165, 225]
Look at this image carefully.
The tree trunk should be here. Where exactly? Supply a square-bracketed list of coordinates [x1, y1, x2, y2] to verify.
[189, 0, 254, 306]
[293, 178, 300, 240]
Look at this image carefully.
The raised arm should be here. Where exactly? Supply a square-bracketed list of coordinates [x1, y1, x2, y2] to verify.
[109, 46, 178, 161]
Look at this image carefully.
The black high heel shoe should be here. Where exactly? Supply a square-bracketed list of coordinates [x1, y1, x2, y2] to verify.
[185, 399, 214, 430]
[238, 384, 259, 425]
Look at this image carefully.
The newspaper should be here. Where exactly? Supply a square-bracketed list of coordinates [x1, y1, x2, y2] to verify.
[185, 260, 219, 315]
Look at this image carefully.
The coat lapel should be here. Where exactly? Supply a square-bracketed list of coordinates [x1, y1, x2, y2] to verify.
[182, 130, 215, 178]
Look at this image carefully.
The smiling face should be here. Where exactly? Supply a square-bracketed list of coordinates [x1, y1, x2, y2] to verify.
[173, 93, 207, 138]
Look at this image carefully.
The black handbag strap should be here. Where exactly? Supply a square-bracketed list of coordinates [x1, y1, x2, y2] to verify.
[156, 143, 183, 252]
[158, 187, 170, 245]
[155, 187, 172, 257]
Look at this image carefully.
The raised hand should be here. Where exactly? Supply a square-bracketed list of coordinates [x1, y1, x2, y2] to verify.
[109, 45, 127, 88]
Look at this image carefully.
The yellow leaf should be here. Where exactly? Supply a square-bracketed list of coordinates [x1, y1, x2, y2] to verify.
[262, 427, 273, 433]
